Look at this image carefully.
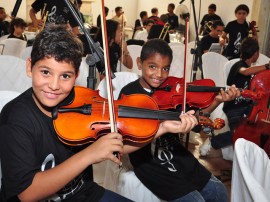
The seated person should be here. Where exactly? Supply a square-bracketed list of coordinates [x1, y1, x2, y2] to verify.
[120, 39, 240, 202]
[200, 37, 270, 156]
[132, 11, 148, 39]
[201, 20, 224, 53]
[148, 7, 159, 24]
[148, 14, 170, 43]
[0, 7, 10, 37]
[8, 17, 27, 41]
[134, 19, 154, 42]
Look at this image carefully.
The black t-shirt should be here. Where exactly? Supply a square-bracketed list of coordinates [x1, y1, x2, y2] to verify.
[31, 0, 78, 27]
[200, 14, 222, 35]
[0, 21, 9, 36]
[7, 33, 27, 41]
[167, 13, 179, 30]
[148, 24, 170, 43]
[224, 20, 250, 59]
[224, 60, 252, 112]
[0, 88, 104, 201]
[109, 43, 121, 73]
[119, 79, 211, 201]
[201, 34, 219, 52]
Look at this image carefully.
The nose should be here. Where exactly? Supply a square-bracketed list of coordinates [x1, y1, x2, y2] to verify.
[48, 77, 60, 90]
[155, 68, 163, 78]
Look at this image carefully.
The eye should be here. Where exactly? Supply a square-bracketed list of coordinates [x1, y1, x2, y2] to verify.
[41, 70, 50, 76]
[61, 74, 71, 79]
[149, 64, 155, 69]
[163, 66, 170, 72]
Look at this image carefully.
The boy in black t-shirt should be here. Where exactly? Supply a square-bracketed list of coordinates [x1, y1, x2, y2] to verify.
[201, 20, 224, 53]
[220, 4, 258, 60]
[119, 39, 240, 201]
[200, 37, 270, 156]
[8, 18, 27, 41]
[0, 25, 134, 202]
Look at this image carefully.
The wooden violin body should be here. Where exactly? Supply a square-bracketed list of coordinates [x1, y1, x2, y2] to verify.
[52, 86, 225, 146]
[233, 70, 270, 148]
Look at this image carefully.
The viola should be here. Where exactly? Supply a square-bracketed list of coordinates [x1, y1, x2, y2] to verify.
[233, 70, 270, 149]
[52, 86, 225, 146]
[152, 76, 263, 110]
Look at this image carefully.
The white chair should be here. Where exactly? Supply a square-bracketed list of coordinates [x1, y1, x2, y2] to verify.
[96, 72, 163, 202]
[0, 90, 21, 190]
[0, 55, 32, 93]
[202, 52, 229, 87]
[223, 58, 240, 86]
[0, 34, 8, 42]
[169, 43, 185, 78]
[127, 45, 142, 76]
[75, 57, 100, 89]
[21, 46, 32, 61]
[0, 38, 27, 58]
[254, 53, 270, 66]
[231, 138, 270, 202]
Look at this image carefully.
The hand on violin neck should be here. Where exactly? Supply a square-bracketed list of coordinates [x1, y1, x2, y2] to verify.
[215, 85, 240, 103]
[155, 110, 198, 138]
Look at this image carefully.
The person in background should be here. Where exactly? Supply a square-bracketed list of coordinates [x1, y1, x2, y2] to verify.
[220, 4, 257, 60]
[112, 6, 127, 27]
[148, 7, 160, 24]
[119, 39, 240, 202]
[199, 4, 223, 36]
[148, 14, 170, 43]
[166, 3, 178, 33]
[134, 19, 154, 42]
[97, 6, 109, 28]
[132, 11, 148, 39]
[201, 20, 224, 53]
[29, 0, 80, 35]
[75, 0, 85, 23]
[8, 17, 27, 41]
[200, 37, 270, 156]
[96, 19, 133, 78]
[0, 7, 9, 37]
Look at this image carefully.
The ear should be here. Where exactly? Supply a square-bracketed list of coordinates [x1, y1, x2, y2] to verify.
[26, 58, 32, 78]
[136, 57, 142, 70]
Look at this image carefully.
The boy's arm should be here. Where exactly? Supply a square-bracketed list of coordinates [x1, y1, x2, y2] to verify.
[239, 62, 270, 76]
[120, 40, 133, 69]
[201, 85, 240, 114]
[123, 110, 198, 154]
[18, 133, 123, 202]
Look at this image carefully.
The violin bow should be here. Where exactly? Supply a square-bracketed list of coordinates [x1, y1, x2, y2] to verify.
[119, 12, 125, 72]
[100, 0, 117, 133]
[182, 16, 189, 113]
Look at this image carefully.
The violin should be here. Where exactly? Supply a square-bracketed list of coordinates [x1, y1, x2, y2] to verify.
[233, 70, 270, 149]
[152, 76, 263, 110]
[52, 86, 225, 146]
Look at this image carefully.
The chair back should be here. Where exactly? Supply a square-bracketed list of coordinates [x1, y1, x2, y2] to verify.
[0, 90, 21, 189]
[0, 55, 31, 92]
[255, 53, 270, 66]
[97, 72, 139, 99]
[20, 46, 32, 61]
[231, 138, 270, 202]
[0, 38, 27, 58]
[169, 43, 185, 78]
[223, 58, 240, 86]
[202, 52, 228, 87]
[126, 45, 142, 76]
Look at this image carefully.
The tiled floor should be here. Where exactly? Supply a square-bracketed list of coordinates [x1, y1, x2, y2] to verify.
[186, 132, 232, 200]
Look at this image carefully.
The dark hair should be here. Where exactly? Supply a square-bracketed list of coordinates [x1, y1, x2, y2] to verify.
[240, 37, 259, 60]
[115, 6, 122, 12]
[212, 20, 224, 29]
[145, 19, 155, 26]
[168, 3, 175, 9]
[106, 19, 119, 44]
[31, 25, 83, 74]
[140, 39, 173, 63]
[151, 7, 158, 14]
[160, 14, 168, 23]
[235, 4, 249, 14]
[9, 17, 27, 34]
[77, 0, 82, 5]
[208, 4, 216, 11]
[140, 11, 147, 19]
[105, 6, 109, 15]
